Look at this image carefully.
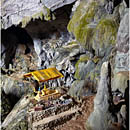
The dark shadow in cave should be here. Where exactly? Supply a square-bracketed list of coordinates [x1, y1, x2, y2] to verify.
[124, 83, 129, 129]
[7, 93, 20, 108]
[1, 90, 20, 123]
[1, 25, 34, 68]
[114, 0, 129, 8]
[24, 3, 74, 40]
[2, 25, 33, 52]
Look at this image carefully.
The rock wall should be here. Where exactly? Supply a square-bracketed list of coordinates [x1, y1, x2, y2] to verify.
[86, 2, 129, 130]
[67, 0, 121, 100]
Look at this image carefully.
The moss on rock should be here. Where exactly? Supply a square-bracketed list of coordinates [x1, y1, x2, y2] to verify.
[85, 71, 100, 82]
[67, 1, 98, 48]
[92, 19, 119, 49]
[68, 41, 78, 45]
[74, 55, 90, 79]
[43, 6, 51, 21]
[67, 0, 119, 54]
[74, 55, 101, 80]
[92, 57, 100, 64]
[32, 11, 44, 20]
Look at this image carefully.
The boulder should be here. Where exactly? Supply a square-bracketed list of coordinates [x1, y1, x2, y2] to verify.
[2, 75, 32, 98]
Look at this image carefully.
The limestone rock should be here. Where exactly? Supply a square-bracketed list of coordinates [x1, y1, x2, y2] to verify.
[86, 62, 114, 130]
[33, 38, 43, 67]
[105, 1, 114, 14]
[74, 55, 96, 80]
[112, 72, 129, 94]
[68, 80, 94, 100]
[31, 33, 78, 88]
[1, 0, 76, 29]
[2, 75, 32, 98]
[105, 0, 129, 14]
[71, 0, 80, 13]
[120, 105, 126, 121]
[42, 0, 76, 11]
[92, 18, 118, 56]
[114, 10, 129, 73]
[67, 0, 119, 55]
[110, 9, 129, 130]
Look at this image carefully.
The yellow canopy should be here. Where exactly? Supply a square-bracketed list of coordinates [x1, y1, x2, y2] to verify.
[24, 68, 63, 82]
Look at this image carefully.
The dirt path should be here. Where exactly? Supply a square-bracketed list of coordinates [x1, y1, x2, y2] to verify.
[59, 95, 95, 130]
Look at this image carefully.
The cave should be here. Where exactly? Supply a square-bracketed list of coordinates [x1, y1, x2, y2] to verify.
[1, 0, 129, 130]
